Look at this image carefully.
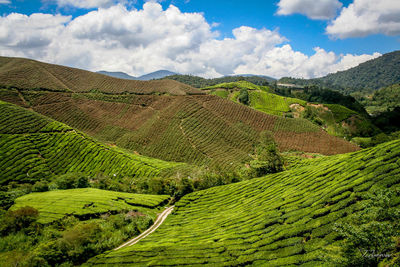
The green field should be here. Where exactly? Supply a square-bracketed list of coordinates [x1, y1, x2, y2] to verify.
[11, 188, 169, 224]
[0, 100, 184, 185]
[87, 139, 400, 266]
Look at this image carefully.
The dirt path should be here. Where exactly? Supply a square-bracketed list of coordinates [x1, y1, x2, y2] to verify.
[114, 206, 174, 250]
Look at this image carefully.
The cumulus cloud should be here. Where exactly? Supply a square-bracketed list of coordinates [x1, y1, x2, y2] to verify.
[56, 0, 125, 9]
[277, 0, 342, 20]
[0, 2, 381, 78]
[327, 0, 400, 38]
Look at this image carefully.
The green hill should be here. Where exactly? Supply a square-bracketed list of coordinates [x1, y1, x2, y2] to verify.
[87, 139, 400, 266]
[0, 56, 201, 95]
[11, 188, 169, 224]
[358, 83, 400, 115]
[204, 81, 379, 139]
[0, 87, 359, 171]
[0, 100, 183, 185]
[279, 50, 400, 93]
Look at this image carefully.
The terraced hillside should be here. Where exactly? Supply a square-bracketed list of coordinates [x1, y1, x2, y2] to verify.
[11, 188, 169, 223]
[205, 81, 378, 138]
[88, 139, 400, 266]
[0, 56, 201, 95]
[0, 87, 358, 170]
[0, 100, 183, 185]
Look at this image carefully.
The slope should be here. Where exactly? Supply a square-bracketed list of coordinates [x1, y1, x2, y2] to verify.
[0, 56, 201, 95]
[11, 188, 169, 224]
[279, 50, 400, 93]
[0, 100, 183, 185]
[0, 87, 359, 171]
[204, 81, 378, 138]
[87, 139, 400, 266]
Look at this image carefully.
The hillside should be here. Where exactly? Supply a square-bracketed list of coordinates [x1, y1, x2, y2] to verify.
[164, 74, 271, 88]
[87, 139, 400, 266]
[0, 87, 359, 171]
[358, 83, 400, 115]
[279, 50, 400, 93]
[0, 56, 201, 95]
[11, 188, 169, 223]
[0, 100, 183, 185]
[204, 81, 379, 139]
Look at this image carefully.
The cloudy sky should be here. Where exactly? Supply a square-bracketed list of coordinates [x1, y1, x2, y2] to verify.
[0, 0, 399, 78]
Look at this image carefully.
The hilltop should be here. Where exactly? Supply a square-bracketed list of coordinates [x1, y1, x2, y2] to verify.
[163, 74, 271, 88]
[279, 50, 400, 93]
[88, 139, 400, 266]
[0, 56, 201, 95]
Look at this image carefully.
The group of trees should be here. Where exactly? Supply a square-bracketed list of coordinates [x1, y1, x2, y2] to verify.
[164, 74, 270, 88]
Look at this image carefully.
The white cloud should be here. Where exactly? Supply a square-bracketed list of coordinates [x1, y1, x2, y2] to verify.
[0, 3, 381, 79]
[56, 0, 125, 9]
[277, 0, 342, 20]
[0, 0, 11, 4]
[327, 0, 400, 38]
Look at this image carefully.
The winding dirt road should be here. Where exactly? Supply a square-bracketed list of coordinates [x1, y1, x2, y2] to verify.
[114, 206, 174, 250]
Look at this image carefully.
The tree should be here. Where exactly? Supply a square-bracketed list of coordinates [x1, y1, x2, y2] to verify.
[331, 188, 400, 266]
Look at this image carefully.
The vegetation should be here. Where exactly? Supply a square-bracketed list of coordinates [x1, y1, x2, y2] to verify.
[279, 51, 400, 93]
[329, 188, 400, 266]
[0, 56, 201, 95]
[0, 189, 165, 266]
[353, 83, 400, 115]
[163, 74, 272, 88]
[87, 139, 400, 266]
[11, 188, 169, 223]
[0, 88, 358, 172]
[205, 81, 378, 139]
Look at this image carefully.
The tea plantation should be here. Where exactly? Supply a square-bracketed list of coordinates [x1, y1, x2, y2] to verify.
[87, 139, 400, 266]
[0, 100, 184, 185]
[11, 188, 169, 224]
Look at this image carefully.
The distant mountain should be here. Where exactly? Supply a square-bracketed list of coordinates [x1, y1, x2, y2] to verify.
[137, 70, 177, 80]
[97, 71, 136, 80]
[279, 50, 400, 93]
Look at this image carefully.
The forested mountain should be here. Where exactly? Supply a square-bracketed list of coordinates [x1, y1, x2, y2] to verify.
[279, 50, 400, 93]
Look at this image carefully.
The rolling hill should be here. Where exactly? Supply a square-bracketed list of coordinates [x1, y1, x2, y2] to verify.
[0, 56, 201, 95]
[0, 87, 359, 171]
[204, 81, 379, 139]
[87, 139, 400, 266]
[0, 100, 183, 185]
[279, 50, 400, 93]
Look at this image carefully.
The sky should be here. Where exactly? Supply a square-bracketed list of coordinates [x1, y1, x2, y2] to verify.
[0, 0, 399, 79]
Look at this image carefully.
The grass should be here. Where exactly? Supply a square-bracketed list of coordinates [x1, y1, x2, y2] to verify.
[11, 188, 169, 224]
[0, 56, 202, 95]
[0, 100, 185, 185]
[87, 139, 400, 266]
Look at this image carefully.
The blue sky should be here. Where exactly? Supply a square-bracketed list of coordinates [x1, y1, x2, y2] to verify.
[0, 0, 399, 78]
